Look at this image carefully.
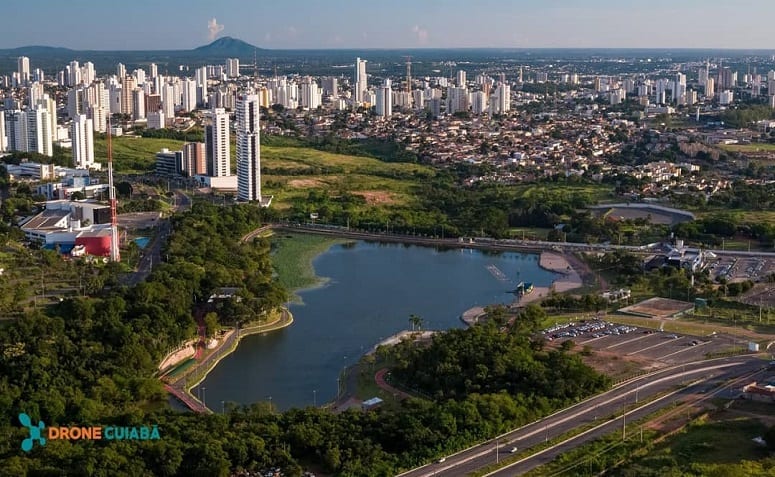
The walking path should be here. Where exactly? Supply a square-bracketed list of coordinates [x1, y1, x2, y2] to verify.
[162, 308, 293, 413]
[374, 368, 412, 400]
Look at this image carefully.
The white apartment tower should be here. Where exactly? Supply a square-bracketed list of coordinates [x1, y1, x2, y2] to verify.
[25, 109, 53, 156]
[236, 94, 261, 201]
[71, 114, 95, 169]
[376, 79, 392, 117]
[0, 112, 6, 152]
[227, 58, 240, 78]
[205, 108, 230, 177]
[354, 57, 368, 104]
[18, 56, 31, 84]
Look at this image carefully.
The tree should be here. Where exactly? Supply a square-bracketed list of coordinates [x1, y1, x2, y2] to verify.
[70, 191, 86, 201]
[204, 312, 220, 339]
[409, 314, 423, 332]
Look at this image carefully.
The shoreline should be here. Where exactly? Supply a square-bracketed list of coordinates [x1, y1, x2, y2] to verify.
[164, 309, 294, 412]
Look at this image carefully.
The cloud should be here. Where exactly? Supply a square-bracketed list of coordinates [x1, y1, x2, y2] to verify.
[207, 18, 224, 41]
[412, 25, 429, 44]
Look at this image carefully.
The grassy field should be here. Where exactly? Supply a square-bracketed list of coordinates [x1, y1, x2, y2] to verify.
[720, 143, 775, 154]
[270, 233, 348, 300]
[619, 416, 772, 474]
[94, 136, 185, 173]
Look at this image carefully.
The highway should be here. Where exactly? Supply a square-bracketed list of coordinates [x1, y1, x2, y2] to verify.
[398, 356, 765, 477]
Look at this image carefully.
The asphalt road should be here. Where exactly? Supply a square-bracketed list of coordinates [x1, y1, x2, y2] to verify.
[121, 190, 188, 287]
[398, 356, 765, 477]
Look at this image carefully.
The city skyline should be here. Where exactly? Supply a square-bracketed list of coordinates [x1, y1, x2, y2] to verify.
[2, 0, 775, 51]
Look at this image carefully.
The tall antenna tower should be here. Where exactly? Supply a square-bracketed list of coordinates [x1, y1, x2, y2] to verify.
[107, 120, 120, 262]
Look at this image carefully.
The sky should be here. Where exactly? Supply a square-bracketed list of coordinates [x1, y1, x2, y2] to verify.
[2, 0, 774, 50]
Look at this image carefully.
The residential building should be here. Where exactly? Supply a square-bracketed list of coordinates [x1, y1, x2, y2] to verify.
[71, 114, 95, 169]
[205, 108, 230, 177]
[376, 79, 392, 117]
[18, 56, 30, 84]
[182, 142, 206, 176]
[354, 57, 368, 104]
[236, 94, 261, 201]
[226, 58, 240, 78]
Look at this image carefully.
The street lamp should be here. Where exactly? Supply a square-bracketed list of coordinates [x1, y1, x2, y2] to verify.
[201, 386, 206, 408]
[221, 400, 225, 414]
[313, 389, 317, 407]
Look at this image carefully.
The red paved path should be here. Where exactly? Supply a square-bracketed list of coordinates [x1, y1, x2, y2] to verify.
[374, 368, 412, 400]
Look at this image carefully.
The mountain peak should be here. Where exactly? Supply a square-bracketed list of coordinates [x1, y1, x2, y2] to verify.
[193, 36, 260, 56]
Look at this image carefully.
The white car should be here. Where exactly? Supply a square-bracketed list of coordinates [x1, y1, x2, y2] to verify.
[437, 457, 446, 463]
[510, 447, 519, 453]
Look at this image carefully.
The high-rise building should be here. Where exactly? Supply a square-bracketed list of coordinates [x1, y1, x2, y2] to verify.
[226, 58, 240, 78]
[5, 110, 27, 152]
[205, 108, 230, 177]
[35, 95, 57, 144]
[71, 114, 95, 169]
[18, 56, 30, 84]
[719, 90, 734, 105]
[27, 82, 45, 106]
[0, 112, 6, 152]
[182, 142, 206, 176]
[196, 67, 208, 107]
[300, 79, 322, 110]
[705, 78, 715, 98]
[446, 86, 469, 114]
[146, 94, 162, 114]
[182, 78, 197, 112]
[149, 63, 158, 79]
[236, 94, 261, 201]
[121, 76, 136, 116]
[117, 63, 126, 79]
[321, 77, 338, 97]
[487, 84, 509, 116]
[354, 57, 368, 104]
[132, 88, 146, 120]
[25, 108, 53, 156]
[375, 79, 392, 117]
[456, 70, 466, 87]
[471, 91, 488, 114]
[147, 111, 166, 130]
[82, 62, 96, 85]
[161, 83, 176, 119]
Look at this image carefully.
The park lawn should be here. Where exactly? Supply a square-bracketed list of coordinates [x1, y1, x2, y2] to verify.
[94, 136, 185, 173]
[514, 183, 615, 203]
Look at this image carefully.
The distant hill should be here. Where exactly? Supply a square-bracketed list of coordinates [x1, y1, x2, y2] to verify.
[192, 37, 261, 56]
[3, 45, 75, 56]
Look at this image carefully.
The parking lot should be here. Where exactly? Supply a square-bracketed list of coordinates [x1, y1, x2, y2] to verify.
[710, 256, 775, 283]
[544, 320, 740, 366]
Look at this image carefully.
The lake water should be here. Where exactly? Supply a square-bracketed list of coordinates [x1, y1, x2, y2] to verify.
[200, 240, 559, 411]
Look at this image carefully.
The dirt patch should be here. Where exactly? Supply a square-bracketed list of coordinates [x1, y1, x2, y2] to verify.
[353, 191, 398, 205]
[287, 179, 324, 188]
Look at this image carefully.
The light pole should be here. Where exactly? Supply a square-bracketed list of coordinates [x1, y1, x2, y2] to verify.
[313, 389, 317, 407]
[201, 386, 206, 408]
[221, 400, 225, 414]
[495, 438, 499, 464]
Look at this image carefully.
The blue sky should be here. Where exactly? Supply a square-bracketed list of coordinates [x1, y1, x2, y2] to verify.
[3, 0, 774, 50]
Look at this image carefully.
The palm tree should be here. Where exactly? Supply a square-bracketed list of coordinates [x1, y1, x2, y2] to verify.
[409, 314, 423, 332]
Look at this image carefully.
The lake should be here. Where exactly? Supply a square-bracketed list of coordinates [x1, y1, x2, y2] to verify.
[200, 240, 559, 411]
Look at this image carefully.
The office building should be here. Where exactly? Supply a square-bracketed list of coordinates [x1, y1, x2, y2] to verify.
[205, 108, 230, 177]
[236, 94, 261, 201]
[354, 57, 368, 104]
[71, 115, 95, 169]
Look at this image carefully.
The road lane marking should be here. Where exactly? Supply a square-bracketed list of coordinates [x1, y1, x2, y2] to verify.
[654, 341, 709, 361]
[605, 333, 654, 350]
[626, 337, 676, 356]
